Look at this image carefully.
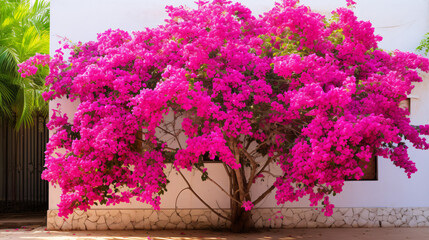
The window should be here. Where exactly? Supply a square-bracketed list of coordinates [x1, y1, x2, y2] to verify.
[346, 156, 378, 181]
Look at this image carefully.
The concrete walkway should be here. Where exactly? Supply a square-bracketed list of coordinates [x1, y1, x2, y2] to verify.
[0, 212, 45, 229]
[1, 227, 429, 240]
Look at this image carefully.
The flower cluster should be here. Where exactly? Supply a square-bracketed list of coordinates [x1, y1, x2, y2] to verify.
[346, 0, 357, 7]
[17, 53, 50, 78]
[20, 0, 429, 218]
[242, 201, 254, 211]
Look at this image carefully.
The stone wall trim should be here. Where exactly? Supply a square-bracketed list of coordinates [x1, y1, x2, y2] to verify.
[47, 207, 429, 230]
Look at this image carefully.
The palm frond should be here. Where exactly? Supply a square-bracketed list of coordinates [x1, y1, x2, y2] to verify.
[0, 79, 14, 118]
[28, 0, 50, 33]
[0, 0, 50, 129]
[0, 76, 15, 102]
[14, 87, 35, 130]
[0, 46, 20, 77]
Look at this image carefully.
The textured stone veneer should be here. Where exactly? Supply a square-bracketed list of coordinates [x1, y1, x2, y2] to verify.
[47, 207, 429, 230]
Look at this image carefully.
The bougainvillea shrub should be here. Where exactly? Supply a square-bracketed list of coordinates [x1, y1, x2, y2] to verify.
[20, 0, 429, 231]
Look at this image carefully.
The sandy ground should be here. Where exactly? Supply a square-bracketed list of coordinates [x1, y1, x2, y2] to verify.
[1, 227, 429, 240]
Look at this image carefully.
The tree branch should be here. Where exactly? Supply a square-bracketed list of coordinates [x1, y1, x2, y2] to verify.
[222, 162, 231, 178]
[177, 169, 230, 221]
[229, 139, 247, 202]
[260, 170, 282, 178]
[253, 172, 287, 206]
[240, 149, 258, 192]
[249, 133, 274, 156]
[244, 136, 253, 151]
[172, 111, 184, 149]
[195, 166, 241, 205]
[174, 187, 191, 217]
[255, 156, 273, 180]
[252, 184, 276, 206]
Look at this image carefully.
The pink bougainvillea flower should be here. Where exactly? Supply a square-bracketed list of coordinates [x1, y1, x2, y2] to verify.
[18, 0, 429, 221]
[346, 0, 357, 6]
[242, 201, 254, 211]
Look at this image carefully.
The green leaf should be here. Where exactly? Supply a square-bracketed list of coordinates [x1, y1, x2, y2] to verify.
[0, 0, 50, 129]
[201, 171, 208, 181]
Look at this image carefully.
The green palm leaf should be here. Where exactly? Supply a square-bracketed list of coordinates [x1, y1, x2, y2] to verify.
[14, 86, 35, 129]
[0, 79, 14, 118]
[0, 0, 50, 130]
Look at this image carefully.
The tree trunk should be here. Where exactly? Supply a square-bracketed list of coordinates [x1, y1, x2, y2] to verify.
[230, 169, 254, 232]
[132, 129, 143, 153]
[230, 200, 253, 232]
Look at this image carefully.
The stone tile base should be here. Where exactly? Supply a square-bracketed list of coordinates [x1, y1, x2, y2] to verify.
[47, 209, 230, 231]
[47, 207, 429, 230]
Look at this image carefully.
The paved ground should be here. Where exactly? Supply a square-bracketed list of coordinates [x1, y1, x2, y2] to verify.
[0, 212, 45, 229]
[1, 227, 429, 240]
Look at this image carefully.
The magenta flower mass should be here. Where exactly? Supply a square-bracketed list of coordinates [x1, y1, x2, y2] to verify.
[20, 0, 429, 231]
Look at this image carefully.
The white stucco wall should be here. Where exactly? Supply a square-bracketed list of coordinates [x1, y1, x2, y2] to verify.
[49, 0, 429, 210]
